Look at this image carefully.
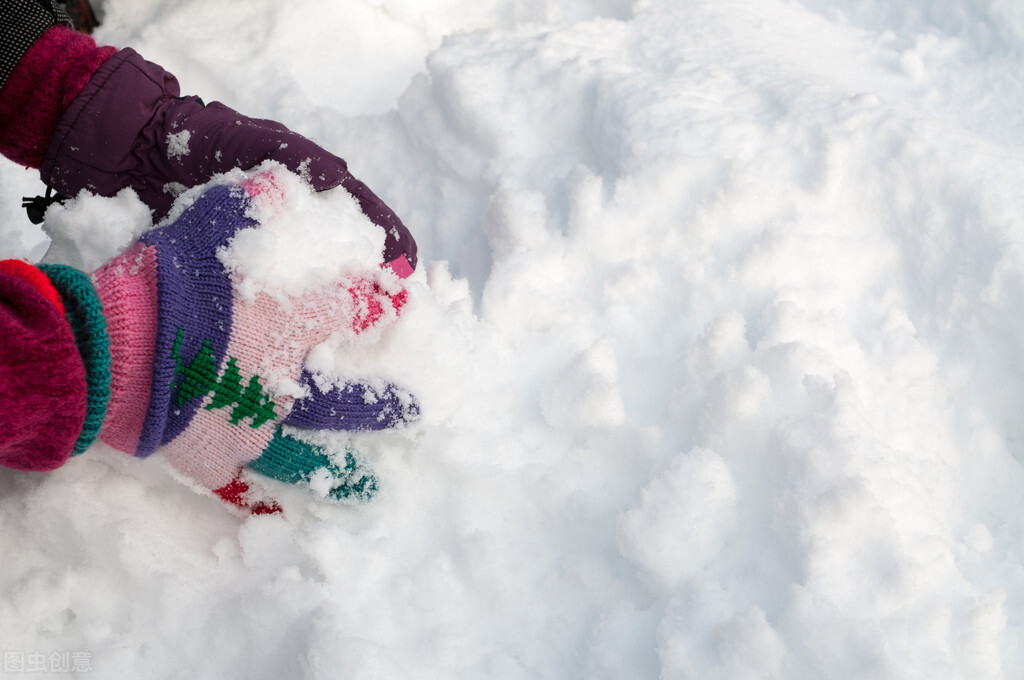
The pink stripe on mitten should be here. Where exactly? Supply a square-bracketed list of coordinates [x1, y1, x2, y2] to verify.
[92, 242, 160, 455]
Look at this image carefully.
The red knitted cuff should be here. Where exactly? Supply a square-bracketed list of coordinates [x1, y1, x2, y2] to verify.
[0, 25, 115, 168]
[0, 259, 66, 317]
[0, 273, 87, 471]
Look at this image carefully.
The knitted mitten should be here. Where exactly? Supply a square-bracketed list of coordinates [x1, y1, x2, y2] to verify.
[36, 174, 418, 513]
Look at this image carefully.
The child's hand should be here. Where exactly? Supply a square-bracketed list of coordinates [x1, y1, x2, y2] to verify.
[41, 177, 418, 514]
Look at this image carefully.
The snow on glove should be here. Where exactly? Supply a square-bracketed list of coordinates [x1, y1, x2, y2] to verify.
[39, 175, 418, 513]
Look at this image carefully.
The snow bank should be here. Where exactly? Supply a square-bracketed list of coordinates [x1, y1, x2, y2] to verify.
[3, 0, 1024, 677]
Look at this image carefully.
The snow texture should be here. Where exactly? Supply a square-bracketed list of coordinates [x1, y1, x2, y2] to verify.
[165, 130, 191, 160]
[3, 0, 1024, 677]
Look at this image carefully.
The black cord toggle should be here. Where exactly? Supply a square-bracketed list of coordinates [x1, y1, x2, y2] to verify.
[22, 187, 67, 225]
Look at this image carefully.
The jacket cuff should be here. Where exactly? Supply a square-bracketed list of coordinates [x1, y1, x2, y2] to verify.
[0, 268, 86, 471]
[0, 25, 114, 169]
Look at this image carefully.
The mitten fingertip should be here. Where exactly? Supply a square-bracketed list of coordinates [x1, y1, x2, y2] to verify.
[248, 427, 380, 504]
[383, 255, 415, 280]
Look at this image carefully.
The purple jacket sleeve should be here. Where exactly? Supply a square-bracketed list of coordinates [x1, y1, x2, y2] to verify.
[41, 48, 417, 270]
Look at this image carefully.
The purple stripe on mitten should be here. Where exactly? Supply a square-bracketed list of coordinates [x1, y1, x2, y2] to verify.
[134, 185, 256, 456]
[284, 370, 420, 432]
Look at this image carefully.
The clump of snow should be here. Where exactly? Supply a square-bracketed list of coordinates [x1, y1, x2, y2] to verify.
[165, 129, 191, 160]
[618, 448, 738, 592]
[541, 338, 626, 430]
[3, 0, 1024, 678]
[39, 188, 152, 271]
[216, 163, 387, 301]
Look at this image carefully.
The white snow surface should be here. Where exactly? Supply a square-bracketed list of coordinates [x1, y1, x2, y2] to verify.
[3, 0, 1024, 677]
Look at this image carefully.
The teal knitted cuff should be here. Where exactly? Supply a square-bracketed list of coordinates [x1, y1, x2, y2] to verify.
[39, 264, 111, 456]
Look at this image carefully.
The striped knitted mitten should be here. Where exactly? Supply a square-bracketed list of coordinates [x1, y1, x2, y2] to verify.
[42, 175, 418, 513]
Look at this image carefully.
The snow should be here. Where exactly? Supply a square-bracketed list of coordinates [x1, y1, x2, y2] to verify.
[3, 0, 1024, 677]
[219, 165, 387, 300]
[165, 130, 191, 160]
